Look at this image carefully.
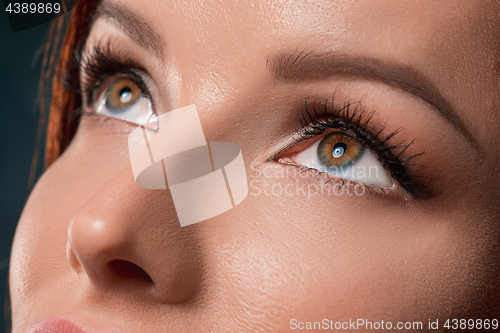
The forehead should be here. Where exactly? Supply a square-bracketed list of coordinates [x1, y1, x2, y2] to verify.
[134, 0, 499, 49]
[104, 0, 498, 83]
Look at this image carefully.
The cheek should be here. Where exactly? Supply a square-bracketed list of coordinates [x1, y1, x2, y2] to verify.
[203, 176, 489, 328]
[10, 119, 133, 317]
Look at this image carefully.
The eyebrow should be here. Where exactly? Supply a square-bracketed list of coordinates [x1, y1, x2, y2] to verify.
[91, 2, 163, 58]
[268, 50, 478, 148]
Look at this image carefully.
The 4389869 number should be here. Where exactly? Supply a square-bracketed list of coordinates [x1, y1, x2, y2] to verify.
[444, 318, 498, 330]
[5, 2, 61, 14]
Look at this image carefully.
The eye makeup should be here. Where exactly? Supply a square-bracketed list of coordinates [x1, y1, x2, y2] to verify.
[64, 40, 159, 128]
[275, 98, 432, 200]
[64, 40, 151, 109]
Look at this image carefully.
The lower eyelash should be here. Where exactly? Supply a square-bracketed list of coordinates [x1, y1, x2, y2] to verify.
[68, 107, 114, 122]
[284, 97, 432, 200]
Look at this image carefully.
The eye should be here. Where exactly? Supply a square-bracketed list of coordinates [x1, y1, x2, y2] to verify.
[288, 132, 393, 187]
[94, 76, 158, 130]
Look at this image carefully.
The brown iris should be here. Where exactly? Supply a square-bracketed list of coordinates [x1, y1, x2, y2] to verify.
[317, 132, 365, 167]
[105, 78, 142, 111]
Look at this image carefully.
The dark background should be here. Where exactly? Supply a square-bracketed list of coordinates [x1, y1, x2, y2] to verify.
[1, 10, 55, 333]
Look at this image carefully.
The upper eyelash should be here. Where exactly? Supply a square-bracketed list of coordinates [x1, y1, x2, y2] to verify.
[63, 40, 149, 108]
[285, 97, 432, 200]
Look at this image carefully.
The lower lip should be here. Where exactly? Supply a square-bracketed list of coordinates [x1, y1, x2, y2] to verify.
[29, 318, 88, 333]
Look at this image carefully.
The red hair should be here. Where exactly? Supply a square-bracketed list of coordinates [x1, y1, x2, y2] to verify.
[45, 0, 101, 167]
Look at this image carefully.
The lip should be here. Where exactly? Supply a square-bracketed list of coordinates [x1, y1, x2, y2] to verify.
[28, 318, 95, 333]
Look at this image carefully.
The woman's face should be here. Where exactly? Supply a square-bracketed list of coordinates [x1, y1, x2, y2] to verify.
[10, 0, 500, 332]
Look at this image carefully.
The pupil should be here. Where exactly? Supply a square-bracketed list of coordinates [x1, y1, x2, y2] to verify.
[332, 142, 347, 158]
[119, 87, 132, 103]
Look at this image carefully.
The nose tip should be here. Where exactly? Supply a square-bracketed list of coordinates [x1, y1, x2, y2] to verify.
[68, 218, 153, 284]
[66, 166, 202, 304]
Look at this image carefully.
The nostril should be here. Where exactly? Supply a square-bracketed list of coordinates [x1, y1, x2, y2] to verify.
[108, 259, 154, 285]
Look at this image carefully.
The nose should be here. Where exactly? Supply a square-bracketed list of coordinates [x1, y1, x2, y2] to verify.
[67, 164, 201, 304]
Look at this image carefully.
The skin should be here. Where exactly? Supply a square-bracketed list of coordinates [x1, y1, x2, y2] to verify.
[10, 0, 500, 332]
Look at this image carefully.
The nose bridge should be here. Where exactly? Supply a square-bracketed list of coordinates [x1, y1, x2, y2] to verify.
[67, 162, 202, 304]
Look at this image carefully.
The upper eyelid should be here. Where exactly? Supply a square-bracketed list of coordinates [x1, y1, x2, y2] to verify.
[65, 40, 165, 134]
[75, 42, 152, 105]
[268, 50, 480, 151]
[270, 102, 379, 161]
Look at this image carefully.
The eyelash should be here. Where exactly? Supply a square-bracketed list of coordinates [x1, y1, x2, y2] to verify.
[64, 40, 151, 118]
[64, 40, 430, 199]
[278, 98, 431, 199]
